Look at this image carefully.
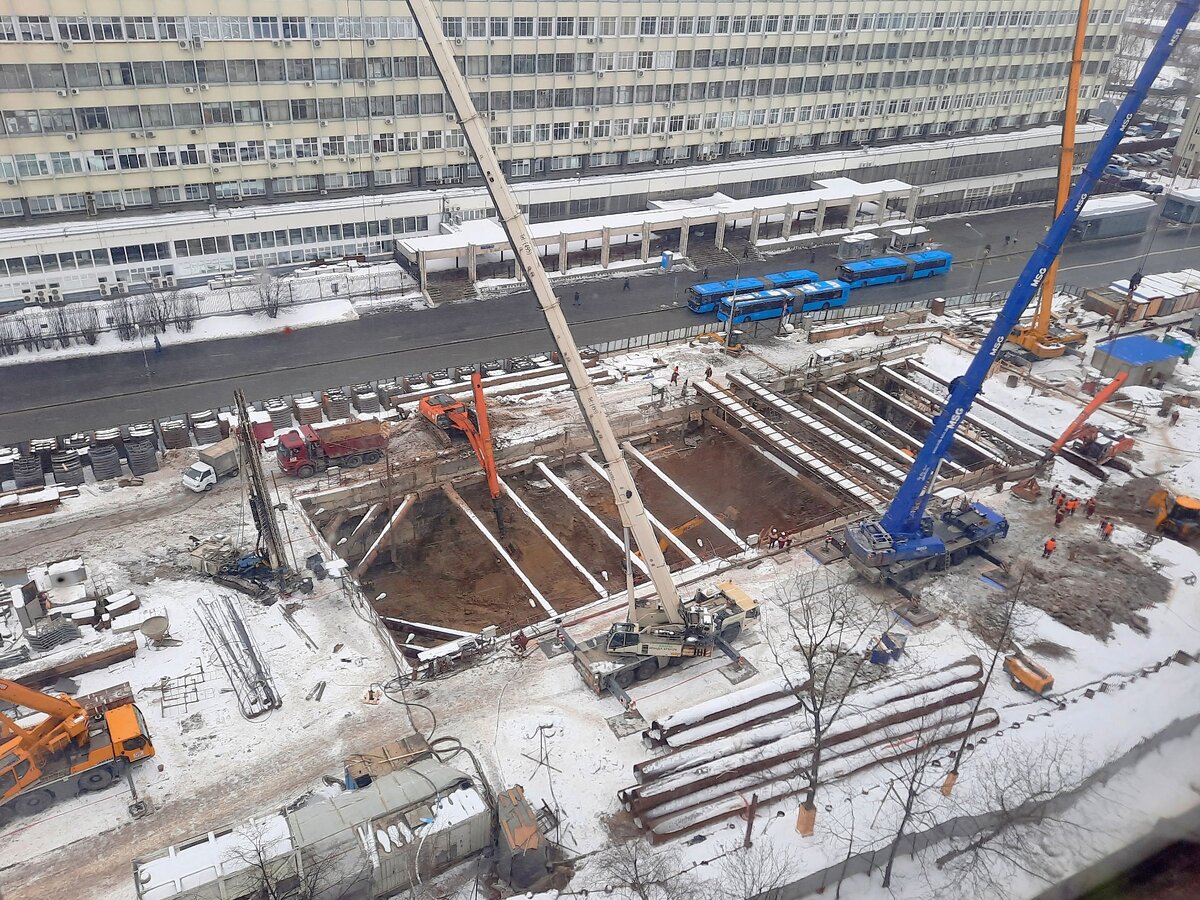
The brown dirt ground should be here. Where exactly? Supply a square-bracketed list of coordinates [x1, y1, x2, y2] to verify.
[640, 430, 844, 541]
[364, 488, 539, 634]
[1022, 540, 1172, 640]
[505, 472, 628, 593]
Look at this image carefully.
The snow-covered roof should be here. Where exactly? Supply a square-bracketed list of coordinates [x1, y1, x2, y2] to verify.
[1094, 335, 1186, 366]
[1077, 194, 1158, 218]
[400, 178, 911, 256]
[134, 814, 293, 900]
[1168, 185, 1200, 203]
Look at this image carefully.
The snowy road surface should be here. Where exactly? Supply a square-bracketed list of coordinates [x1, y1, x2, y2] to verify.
[2, 201, 1198, 442]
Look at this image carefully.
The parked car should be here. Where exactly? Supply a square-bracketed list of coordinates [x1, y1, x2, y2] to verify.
[1143, 182, 1165, 195]
[1111, 154, 1132, 166]
[1130, 153, 1160, 167]
[1103, 163, 1132, 177]
[1153, 148, 1174, 161]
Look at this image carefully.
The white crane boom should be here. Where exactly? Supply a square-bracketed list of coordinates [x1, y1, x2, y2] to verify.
[405, 0, 683, 623]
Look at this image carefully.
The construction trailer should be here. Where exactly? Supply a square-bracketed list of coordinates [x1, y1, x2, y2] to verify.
[1090, 335, 1187, 386]
[1161, 185, 1200, 223]
[1070, 194, 1158, 242]
[132, 760, 491, 900]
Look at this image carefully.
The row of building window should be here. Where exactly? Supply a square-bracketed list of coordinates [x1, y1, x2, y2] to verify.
[0, 31, 1119, 94]
[0, 9, 1121, 44]
[0, 217, 430, 277]
[2, 78, 1081, 183]
[0, 58, 1103, 138]
[0, 101, 1071, 226]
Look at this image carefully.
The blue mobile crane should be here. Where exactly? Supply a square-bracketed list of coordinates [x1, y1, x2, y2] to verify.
[844, 0, 1198, 583]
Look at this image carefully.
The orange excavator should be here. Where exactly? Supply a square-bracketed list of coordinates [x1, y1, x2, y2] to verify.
[418, 371, 503, 532]
[1047, 371, 1135, 470]
[0, 678, 155, 824]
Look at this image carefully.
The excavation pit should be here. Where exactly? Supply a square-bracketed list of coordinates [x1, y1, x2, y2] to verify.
[316, 415, 862, 642]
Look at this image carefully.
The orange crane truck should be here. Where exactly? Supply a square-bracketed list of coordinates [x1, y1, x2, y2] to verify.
[0, 678, 155, 824]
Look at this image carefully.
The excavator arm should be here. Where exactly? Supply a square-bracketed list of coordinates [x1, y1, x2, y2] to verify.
[404, 0, 683, 624]
[1048, 372, 1128, 455]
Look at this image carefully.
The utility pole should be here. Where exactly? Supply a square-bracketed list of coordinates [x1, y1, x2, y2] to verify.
[234, 390, 290, 579]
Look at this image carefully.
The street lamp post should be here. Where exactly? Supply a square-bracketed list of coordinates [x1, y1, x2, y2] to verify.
[722, 247, 741, 349]
[971, 244, 992, 302]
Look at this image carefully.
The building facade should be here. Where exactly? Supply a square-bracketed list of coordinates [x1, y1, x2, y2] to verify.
[0, 1, 1128, 300]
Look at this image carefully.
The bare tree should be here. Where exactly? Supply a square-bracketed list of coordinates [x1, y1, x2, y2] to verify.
[108, 298, 138, 341]
[1108, 0, 1192, 91]
[222, 816, 367, 900]
[0, 319, 18, 356]
[596, 839, 701, 900]
[70, 305, 102, 345]
[767, 570, 884, 836]
[874, 705, 963, 889]
[139, 288, 180, 334]
[14, 313, 41, 352]
[253, 270, 290, 318]
[714, 841, 796, 900]
[933, 741, 1095, 899]
[172, 291, 200, 332]
[47, 305, 73, 348]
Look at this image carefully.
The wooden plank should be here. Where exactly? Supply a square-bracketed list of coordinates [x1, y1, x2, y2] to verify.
[16, 640, 138, 690]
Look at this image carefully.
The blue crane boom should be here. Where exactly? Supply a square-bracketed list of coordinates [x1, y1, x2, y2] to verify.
[845, 0, 1199, 574]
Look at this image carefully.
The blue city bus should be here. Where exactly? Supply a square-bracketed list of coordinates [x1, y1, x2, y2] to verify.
[837, 251, 954, 288]
[762, 268, 821, 290]
[686, 277, 767, 313]
[794, 280, 852, 312]
[715, 289, 794, 323]
[836, 256, 910, 288]
[904, 249, 954, 279]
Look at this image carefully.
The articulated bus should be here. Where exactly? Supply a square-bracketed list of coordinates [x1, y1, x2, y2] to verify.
[794, 280, 852, 312]
[686, 277, 768, 314]
[836, 250, 954, 288]
[686, 268, 819, 313]
[715, 289, 795, 323]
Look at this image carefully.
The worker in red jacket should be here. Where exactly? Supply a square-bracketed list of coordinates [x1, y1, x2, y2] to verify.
[1085, 497, 1097, 519]
[1042, 537, 1057, 559]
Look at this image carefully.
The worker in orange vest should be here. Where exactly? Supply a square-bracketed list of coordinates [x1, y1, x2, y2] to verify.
[1066, 497, 1080, 516]
[1042, 537, 1057, 559]
[1055, 493, 1066, 511]
[1101, 520, 1115, 541]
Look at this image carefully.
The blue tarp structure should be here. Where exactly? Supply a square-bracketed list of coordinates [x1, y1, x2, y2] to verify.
[1094, 335, 1186, 366]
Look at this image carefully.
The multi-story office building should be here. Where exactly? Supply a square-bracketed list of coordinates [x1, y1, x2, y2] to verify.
[0, 2, 1128, 301]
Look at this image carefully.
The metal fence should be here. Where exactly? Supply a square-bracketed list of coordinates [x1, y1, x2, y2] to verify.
[586, 323, 713, 355]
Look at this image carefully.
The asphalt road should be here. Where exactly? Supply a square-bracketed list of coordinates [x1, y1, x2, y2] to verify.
[2, 203, 1198, 442]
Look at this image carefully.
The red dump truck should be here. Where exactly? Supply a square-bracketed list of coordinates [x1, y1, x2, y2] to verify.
[276, 420, 388, 477]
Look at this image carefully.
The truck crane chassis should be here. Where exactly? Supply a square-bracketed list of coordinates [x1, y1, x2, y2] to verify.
[844, 0, 1199, 577]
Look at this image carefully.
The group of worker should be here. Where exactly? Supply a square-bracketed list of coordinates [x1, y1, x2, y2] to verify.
[767, 527, 794, 550]
[1042, 486, 1116, 558]
[1049, 485, 1097, 528]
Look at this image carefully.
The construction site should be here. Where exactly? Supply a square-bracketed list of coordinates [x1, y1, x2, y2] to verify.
[4, 5, 1200, 900]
